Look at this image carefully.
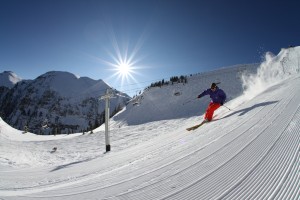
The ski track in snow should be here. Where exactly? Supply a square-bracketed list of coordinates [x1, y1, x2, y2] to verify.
[1, 78, 300, 198]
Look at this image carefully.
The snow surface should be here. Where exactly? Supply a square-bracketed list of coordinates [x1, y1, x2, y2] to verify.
[0, 47, 299, 199]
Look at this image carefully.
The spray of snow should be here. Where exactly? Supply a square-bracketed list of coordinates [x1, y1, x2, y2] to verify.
[240, 47, 300, 101]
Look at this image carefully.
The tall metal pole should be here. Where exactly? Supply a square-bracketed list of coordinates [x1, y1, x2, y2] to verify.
[101, 88, 113, 152]
[104, 89, 111, 152]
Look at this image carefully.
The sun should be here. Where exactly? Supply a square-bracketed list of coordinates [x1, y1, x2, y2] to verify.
[112, 56, 137, 84]
[88, 28, 148, 92]
[118, 61, 131, 76]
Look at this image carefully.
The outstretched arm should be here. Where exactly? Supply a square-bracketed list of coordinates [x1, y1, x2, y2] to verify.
[197, 89, 209, 98]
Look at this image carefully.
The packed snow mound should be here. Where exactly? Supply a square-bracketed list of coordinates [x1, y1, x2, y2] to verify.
[0, 71, 22, 88]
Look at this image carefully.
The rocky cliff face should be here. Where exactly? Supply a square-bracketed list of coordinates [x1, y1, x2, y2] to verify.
[0, 71, 130, 134]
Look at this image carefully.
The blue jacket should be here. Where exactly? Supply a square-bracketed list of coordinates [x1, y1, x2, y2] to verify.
[198, 87, 226, 104]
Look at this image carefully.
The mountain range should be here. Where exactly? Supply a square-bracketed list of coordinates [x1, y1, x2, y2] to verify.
[0, 71, 130, 134]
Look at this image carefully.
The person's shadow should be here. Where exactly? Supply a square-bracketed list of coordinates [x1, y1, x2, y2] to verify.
[222, 101, 278, 119]
[50, 158, 93, 172]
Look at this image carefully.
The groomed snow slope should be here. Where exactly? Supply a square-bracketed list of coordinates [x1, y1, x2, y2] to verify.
[0, 47, 299, 199]
[1, 75, 300, 199]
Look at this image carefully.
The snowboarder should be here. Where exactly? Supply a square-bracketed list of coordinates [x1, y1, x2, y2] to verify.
[197, 83, 226, 122]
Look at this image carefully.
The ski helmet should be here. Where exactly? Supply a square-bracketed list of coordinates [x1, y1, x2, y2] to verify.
[211, 83, 217, 89]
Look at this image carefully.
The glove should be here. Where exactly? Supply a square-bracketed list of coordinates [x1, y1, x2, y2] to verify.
[220, 102, 224, 106]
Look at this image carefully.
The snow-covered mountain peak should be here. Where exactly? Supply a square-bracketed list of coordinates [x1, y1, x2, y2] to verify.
[0, 71, 22, 88]
[39, 71, 79, 80]
[34, 71, 107, 97]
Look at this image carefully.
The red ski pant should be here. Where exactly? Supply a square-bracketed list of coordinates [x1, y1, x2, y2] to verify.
[204, 102, 220, 121]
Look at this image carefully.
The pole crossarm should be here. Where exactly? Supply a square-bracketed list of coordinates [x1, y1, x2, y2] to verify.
[100, 93, 114, 100]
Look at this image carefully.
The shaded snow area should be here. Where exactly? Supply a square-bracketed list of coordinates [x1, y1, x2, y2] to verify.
[0, 47, 300, 199]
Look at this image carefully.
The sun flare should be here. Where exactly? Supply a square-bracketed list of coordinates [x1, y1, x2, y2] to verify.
[118, 61, 131, 76]
[89, 28, 148, 93]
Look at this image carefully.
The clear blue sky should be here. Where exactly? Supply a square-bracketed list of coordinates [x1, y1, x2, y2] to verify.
[1, 0, 299, 96]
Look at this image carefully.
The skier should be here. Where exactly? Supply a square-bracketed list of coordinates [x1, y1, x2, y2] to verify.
[197, 83, 226, 122]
